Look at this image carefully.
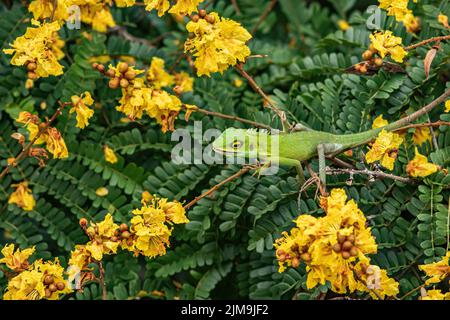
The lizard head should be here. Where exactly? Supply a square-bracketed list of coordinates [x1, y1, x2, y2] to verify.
[212, 128, 270, 158]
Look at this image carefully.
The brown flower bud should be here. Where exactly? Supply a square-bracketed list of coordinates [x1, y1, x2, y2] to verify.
[27, 71, 37, 80]
[300, 253, 311, 262]
[120, 78, 129, 88]
[124, 70, 136, 80]
[92, 62, 99, 69]
[292, 257, 300, 268]
[359, 65, 368, 74]
[79, 218, 88, 227]
[56, 282, 65, 291]
[121, 231, 131, 239]
[347, 234, 355, 243]
[105, 69, 116, 78]
[44, 275, 54, 285]
[205, 14, 215, 24]
[342, 241, 353, 251]
[191, 14, 200, 22]
[337, 233, 346, 244]
[349, 247, 358, 257]
[97, 64, 105, 73]
[120, 223, 128, 232]
[27, 62, 37, 71]
[341, 251, 350, 259]
[45, 288, 52, 298]
[374, 57, 383, 67]
[48, 284, 57, 292]
[332, 243, 342, 253]
[118, 62, 129, 74]
[109, 77, 120, 89]
[198, 9, 207, 18]
[362, 50, 373, 61]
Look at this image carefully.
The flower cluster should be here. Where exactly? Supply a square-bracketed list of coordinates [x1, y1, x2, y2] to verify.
[69, 92, 95, 129]
[16, 111, 69, 159]
[94, 60, 196, 132]
[418, 252, 450, 300]
[3, 20, 64, 81]
[184, 11, 252, 76]
[366, 129, 403, 170]
[378, 0, 420, 33]
[0, 244, 72, 300]
[274, 189, 399, 299]
[68, 195, 188, 288]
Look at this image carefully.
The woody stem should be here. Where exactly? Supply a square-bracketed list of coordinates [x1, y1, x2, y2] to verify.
[405, 35, 450, 50]
[0, 101, 70, 182]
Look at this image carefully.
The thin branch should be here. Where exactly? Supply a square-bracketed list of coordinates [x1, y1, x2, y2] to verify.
[0, 101, 70, 181]
[251, 0, 278, 35]
[97, 261, 108, 300]
[393, 121, 450, 132]
[231, 0, 241, 15]
[405, 35, 450, 50]
[109, 26, 154, 47]
[184, 167, 251, 210]
[235, 63, 289, 131]
[184, 105, 273, 130]
[326, 168, 412, 184]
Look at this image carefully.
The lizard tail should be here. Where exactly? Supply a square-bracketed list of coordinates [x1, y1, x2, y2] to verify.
[337, 88, 450, 149]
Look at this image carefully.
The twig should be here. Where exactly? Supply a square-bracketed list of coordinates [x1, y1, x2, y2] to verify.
[97, 261, 108, 300]
[184, 167, 251, 209]
[393, 121, 450, 131]
[0, 101, 70, 181]
[251, 0, 278, 35]
[50, 0, 58, 22]
[326, 156, 355, 169]
[235, 63, 289, 131]
[231, 0, 241, 15]
[184, 105, 273, 130]
[109, 26, 154, 47]
[326, 168, 412, 184]
[405, 35, 450, 50]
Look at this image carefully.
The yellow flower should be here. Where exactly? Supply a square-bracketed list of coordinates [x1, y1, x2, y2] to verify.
[419, 252, 450, 285]
[438, 13, 449, 28]
[169, 0, 204, 15]
[372, 115, 389, 129]
[145, 0, 204, 16]
[8, 181, 36, 211]
[402, 13, 420, 33]
[366, 130, 403, 170]
[158, 198, 189, 224]
[369, 31, 407, 63]
[412, 127, 431, 145]
[445, 100, 450, 112]
[46, 127, 68, 159]
[141, 191, 153, 203]
[67, 245, 92, 284]
[85, 214, 120, 261]
[174, 71, 194, 92]
[116, 77, 152, 120]
[146, 57, 174, 89]
[146, 89, 182, 132]
[70, 92, 95, 129]
[3, 20, 64, 78]
[104, 145, 118, 164]
[233, 78, 243, 88]
[95, 187, 109, 197]
[115, 0, 136, 7]
[378, 0, 410, 21]
[144, 0, 170, 16]
[421, 289, 450, 300]
[406, 148, 439, 178]
[337, 20, 350, 31]
[274, 188, 398, 298]
[3, 259, 72, 300]
[28, 0, 69, 22]
[128, 204, 172, 258]
[184, 12, 252, 76]
[0, 244, 35, 272]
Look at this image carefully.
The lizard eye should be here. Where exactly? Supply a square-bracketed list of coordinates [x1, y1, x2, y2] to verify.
[231, 140, 242, 148]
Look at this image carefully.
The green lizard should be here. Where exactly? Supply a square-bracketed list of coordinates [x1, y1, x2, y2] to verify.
[211, 89, 450, 186]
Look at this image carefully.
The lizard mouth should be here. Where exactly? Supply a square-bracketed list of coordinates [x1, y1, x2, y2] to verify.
[212, 147, 246, 157]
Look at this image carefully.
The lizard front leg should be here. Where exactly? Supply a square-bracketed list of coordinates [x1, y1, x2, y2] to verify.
[317, 143, 344, 186]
